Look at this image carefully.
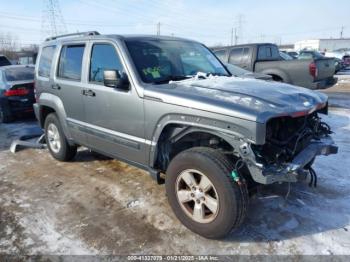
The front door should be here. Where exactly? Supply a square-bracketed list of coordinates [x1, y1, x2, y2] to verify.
[82, 42, 146, 165]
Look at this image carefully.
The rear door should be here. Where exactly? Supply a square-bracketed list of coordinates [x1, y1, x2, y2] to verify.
[54, 43, 88, 145]
[228, 47, 252, 70]
[82, 41, 146, 164]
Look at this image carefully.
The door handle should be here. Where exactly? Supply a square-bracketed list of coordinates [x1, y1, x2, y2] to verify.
[51, 84, 61, 90]
[82, 89, 96, 97]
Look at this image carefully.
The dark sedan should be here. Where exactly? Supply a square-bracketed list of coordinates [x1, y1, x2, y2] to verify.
[0, 65, 35, 123]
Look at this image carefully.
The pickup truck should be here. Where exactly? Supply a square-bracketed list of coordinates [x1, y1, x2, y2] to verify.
[298, 50, 344, 73]
[212, 43, 337, 89]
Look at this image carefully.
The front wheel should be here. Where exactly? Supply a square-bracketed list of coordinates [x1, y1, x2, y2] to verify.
[165, 147, 248, 239]
[44, 113, 77, 161]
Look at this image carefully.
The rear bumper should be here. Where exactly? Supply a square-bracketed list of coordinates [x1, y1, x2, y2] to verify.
[0, 96, 34, 115]
[247, 136, 338, 184]
[310, 77, 338, 90]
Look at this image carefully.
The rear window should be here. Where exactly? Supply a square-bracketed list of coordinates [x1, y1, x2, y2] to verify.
[38, 46, 56, 77]
[5, 67, 34, 81]
[257, 45, 279, 60]
[0, 56, 11, 66]
[57, 45, 85, 80]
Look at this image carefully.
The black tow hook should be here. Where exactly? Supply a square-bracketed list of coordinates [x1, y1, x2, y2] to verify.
[308, 167, 317, 188]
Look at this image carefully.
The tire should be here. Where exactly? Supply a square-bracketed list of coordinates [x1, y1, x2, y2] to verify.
[165, 147, 249, 239]
[44, 113, 77, 161]
[0, 102, 13, 123]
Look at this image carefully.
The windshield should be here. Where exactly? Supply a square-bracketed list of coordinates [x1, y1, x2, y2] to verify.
[5, 67, 34, 81]
[125, 39, 230, 84]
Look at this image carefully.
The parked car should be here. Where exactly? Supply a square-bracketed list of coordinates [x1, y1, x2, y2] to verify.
[0, 65, 35, 123]
[34, 32, 337, 239]
[224, 63, 272, 80]
[279, 51, 294, 60]
[287, 51, 299, 59]
[0, 55, 11, 67]
[298, 50, 342, 73]
[281, 50, 298, 59]
[212, 43, 337, 89]
[343, 55, 350, 67]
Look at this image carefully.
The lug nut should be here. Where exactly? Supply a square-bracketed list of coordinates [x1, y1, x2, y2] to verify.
[196, 200, 200, 204]
[191, 193, 195, 198]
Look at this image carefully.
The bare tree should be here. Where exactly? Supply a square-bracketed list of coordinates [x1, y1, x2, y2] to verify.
[0, 31, 19, 60]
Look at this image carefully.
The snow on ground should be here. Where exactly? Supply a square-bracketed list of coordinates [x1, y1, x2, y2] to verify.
[0, 108, 349, 255]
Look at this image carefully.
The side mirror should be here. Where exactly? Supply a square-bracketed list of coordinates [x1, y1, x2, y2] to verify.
[103, 70, 129, 90]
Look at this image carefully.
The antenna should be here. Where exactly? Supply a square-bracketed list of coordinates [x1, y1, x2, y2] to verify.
[41, 0, 68, 40]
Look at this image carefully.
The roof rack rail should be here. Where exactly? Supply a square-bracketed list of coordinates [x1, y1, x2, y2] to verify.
[45, 31, 100, 41]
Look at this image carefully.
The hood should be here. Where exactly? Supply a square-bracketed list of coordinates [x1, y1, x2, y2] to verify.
[144, 76, 328, 123]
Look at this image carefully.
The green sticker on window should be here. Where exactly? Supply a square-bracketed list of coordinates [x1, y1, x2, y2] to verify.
[143, 67, 161, 78]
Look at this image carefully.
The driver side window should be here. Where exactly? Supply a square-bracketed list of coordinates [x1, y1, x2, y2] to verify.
[89, 44, 124, 83]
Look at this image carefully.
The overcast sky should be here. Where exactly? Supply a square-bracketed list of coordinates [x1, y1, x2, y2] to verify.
[0, 0, 349, 47]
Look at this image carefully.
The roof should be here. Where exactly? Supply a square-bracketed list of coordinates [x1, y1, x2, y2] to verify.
[44, 31, 199, 45]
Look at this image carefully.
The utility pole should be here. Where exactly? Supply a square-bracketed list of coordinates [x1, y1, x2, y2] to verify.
[234, 28, 238, 45]
[157, 22, 161, 36]
[340, 26, 344, 38]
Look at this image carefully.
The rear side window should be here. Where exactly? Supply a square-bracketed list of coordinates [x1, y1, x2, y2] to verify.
[58, 45, 85, 80]
[89, 44, 124, 83]
[38, 46, 56, 77]
[257, 45, 279, 60]
[228, 48, 243, 64]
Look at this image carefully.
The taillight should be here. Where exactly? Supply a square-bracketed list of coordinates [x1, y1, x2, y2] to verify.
[4, 88, 29, 97]
[309, 62, 318, 79]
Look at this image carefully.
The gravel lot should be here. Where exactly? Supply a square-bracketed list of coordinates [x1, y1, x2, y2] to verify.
[1, 81, 350, 256]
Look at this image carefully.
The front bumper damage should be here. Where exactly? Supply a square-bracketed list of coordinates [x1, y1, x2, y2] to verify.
[245, 136, 338, 184]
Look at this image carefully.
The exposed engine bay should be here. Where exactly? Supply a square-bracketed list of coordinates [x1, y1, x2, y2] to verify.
[246, 109, 338, 185]
[253, 111, 332, 165]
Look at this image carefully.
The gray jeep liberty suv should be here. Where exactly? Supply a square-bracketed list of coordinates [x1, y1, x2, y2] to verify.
[34, 31, 337, 239]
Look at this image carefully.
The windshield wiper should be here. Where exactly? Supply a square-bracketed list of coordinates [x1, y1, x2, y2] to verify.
[153, 75, 191, 84]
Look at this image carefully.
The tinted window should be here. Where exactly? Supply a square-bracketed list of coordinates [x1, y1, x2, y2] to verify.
[0, 56, 11, 66]
[38, 46, 56, 77]
[58, 45, 85, 80]
[90, 44, 123, 83]
[5, 67, 34, 81]
[228, 48, 243, 64]
[214, 50, 227, 62]
[258, 45, 279, 60]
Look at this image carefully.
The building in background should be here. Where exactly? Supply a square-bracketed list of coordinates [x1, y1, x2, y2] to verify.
[295, 38, 350, 52]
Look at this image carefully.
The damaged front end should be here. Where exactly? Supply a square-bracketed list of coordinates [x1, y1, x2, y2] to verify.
[242, 110, 338, 185]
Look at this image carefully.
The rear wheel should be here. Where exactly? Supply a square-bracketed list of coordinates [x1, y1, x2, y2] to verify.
[44, 113, 77, 161]
[165, 147, 248, 239]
